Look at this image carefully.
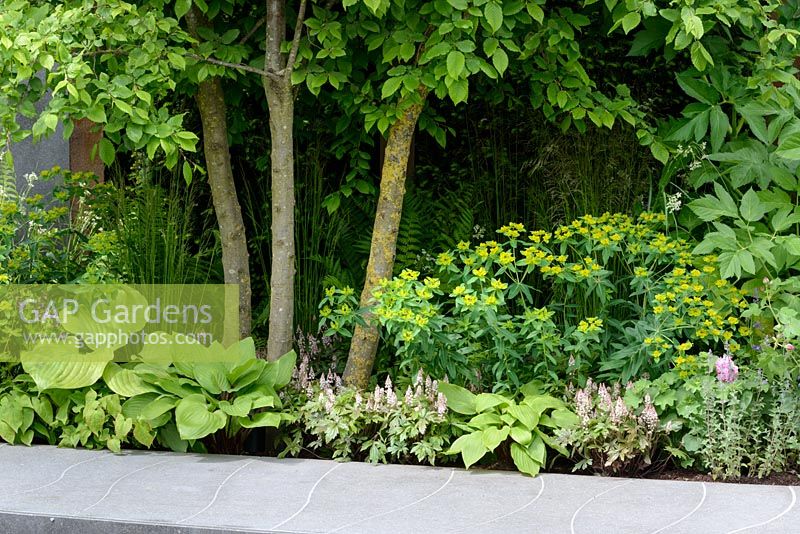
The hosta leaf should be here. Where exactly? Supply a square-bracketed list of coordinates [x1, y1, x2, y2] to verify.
[481, 425, 510, 451]
[190, 363, 230, 395]
[103, 363, 156, 397]
[448, 432, 488, 468]
[507, 404, 539, 430]
[548, 409, 579, 428]
[237, 411, 281, 429]
[21, 346, 112, 390]
[439, 383, 477, 414]
[509, 424, 532, 445]
[262, 350, 296, 389]
[175, 394, 226, 440]
[510, 442, 541, 476]
[475, 393, 510, 412]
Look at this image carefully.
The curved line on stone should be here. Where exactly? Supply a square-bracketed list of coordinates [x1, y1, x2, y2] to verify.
[327, 468, 456, 533]
[5, 452, 110, 497]
[570, 479, 634, 534]
[649, 482, 706, 534]
[270, 462, 342, 530]
[176, 459, 255, 525]
[725, 486, 796, 534]
[76, 459, 171, 516]
[450, 474, 545, 532]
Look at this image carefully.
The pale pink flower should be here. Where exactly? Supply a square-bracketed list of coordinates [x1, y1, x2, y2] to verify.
[610, 397, 629, 425]
[436, 392, 447, 416]
[715, 354, 739, 383]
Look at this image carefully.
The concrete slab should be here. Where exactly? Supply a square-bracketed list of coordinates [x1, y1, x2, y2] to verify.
[0, 445, 797, 534]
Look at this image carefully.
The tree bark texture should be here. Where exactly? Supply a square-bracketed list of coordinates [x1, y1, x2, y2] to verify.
[343, 92, 428, 388]
[263, 0, 296, 361]
[187, 8, 252, 340]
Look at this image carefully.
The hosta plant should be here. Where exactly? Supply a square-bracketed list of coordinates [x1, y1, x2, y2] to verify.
[440, 381, 578, 476]
[3, 338, 295, 453]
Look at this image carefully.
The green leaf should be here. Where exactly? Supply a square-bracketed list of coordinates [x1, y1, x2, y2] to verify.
[527, 3, 544, 23]
[237, 411, 281, 429]
[182, 161, 192, 184]
[86, 105, 107, 124]
[510, 442, 541, 476]
[675, 73, 717, 105]
[484, 2, 503, 33]
[709, 106, 729, 152]
[103, 364, 155, 397]
[509, 424, 532, 445]
[98, 138, 115, 166]
[737, 104, 771, 144]
[690, 41, 712, 71]
[439, 383, 477, 414]
[475, 393, 510, 413]
[506, 403, 539, 430]
[133, 420, 155, 447]
[682, 11, 704, 39]
[175, 394, 226, 440]
[448, 432, 488, 468]
[521, 394, 565, 416]
[528, 434, 546, 464]
[650, 142, 669, 163]
[492, 48, 508, 76]
[21, 346, 112, 390]
[191, 363, 230, 394]
[621, 12, 641, 34]
[175, 0, 192, 19]
[262, 350, 296, 389]
[381, 77, 403, 99]
[448, 79, 468, 104]
[776, 132, 800, 160]
[548, 408, 579, 428]
[482, 426, 510, 451]
[446, 50, 466, 78]
[739, 189, 766, 222]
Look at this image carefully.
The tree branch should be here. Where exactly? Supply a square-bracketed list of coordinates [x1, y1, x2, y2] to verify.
[189, 54, 282, 81]
[285, 0, 308, 75]
[239, 16, 267, 45]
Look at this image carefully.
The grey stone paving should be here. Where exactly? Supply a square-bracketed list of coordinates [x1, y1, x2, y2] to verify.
[0, 444, 797, 533]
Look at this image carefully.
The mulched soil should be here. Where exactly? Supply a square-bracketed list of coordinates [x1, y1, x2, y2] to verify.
[650, 469, 800, 486]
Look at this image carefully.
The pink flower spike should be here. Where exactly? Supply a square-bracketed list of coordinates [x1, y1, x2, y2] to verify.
[715, 354, 739, 383]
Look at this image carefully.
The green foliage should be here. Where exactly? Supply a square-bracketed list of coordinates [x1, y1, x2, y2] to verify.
[556, 380, 676, 476]
[299, 0, 638, 142]
[105, 156, 221, 285]
[628, 366, 800, 480]
[440, 381, 577, 476]
[0, 0, 200, 168]
[1, 339, 296, 454]
[0, 167, 121, 284]
[321, 213, 749, 387]
[282, 370, 452, 465]
[683, 374, 800, 480]
[0, 148, 16, 204]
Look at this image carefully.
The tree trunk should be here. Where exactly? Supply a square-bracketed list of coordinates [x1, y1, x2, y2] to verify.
[186, 8, 252, 340]
[343, 92, 428, 388]
[263, 0, 296, 361]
